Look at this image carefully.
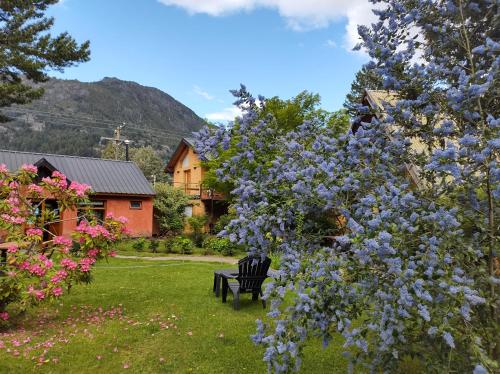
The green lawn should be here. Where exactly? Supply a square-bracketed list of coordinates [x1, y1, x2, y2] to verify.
[0, 258, 346, 373]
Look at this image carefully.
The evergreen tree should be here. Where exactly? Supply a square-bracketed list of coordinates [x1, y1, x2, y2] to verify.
[0, 0, 90, 119]
[344, 66, 383, 115]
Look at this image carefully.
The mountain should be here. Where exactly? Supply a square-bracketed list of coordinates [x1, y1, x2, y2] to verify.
[0, 77, 206, 158]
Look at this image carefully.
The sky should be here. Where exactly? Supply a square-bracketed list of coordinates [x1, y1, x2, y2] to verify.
[48, 0, 376, 122]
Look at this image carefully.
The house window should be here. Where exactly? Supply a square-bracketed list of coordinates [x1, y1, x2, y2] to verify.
[182, 154, 189, 168]
[184, 205, 193, 217]
[130, 201, 142, 209]
[78, 200, 106, 223]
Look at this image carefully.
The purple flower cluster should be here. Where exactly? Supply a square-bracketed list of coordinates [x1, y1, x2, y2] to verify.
[194, 1, 498, 372]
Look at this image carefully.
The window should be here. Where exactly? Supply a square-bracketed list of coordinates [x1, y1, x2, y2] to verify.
[184, 205, 193, 217]
[182, 154, 189, 168]
[130, 201, 142, 209]
[78, 200, 106, 223]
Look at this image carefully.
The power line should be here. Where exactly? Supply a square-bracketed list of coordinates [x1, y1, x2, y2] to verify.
[4, 107, 198, 139]
[3, 111, 192, 143]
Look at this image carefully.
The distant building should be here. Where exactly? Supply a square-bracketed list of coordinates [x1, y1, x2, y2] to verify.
[165, 138, 227, 233]
[353, 89, 421, 188]
[0, 150, 155, 238]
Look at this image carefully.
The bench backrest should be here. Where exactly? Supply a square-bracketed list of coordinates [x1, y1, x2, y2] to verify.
[237, 256, 271, 291]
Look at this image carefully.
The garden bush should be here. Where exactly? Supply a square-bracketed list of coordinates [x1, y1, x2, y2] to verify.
[153, 183, 191, 236]
[149, 239, 160, 253]
[170, 236, 194, 255]
[131, 238, 146, 252]
[194, 9, 500, 368]
[202, 236, 236, 256]
[0, 165, 127, 321]
[187, 215, 208, 247]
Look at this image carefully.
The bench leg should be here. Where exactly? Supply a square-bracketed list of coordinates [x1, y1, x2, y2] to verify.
[260, 290, 266, 309]
[252, 291, 258, 301]
[214, 274, 222, 297]
[221, 278, 228, 303]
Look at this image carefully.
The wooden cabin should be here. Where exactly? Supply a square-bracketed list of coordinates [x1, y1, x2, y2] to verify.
[165, 138, 227, 233]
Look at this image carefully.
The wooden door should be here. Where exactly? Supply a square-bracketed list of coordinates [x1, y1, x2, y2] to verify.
[184, 170, 191, 193]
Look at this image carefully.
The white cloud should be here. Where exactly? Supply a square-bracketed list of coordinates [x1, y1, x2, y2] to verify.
[158, 0, 375, 51]
[54, 0, 70, 8]
[325, 39, 337, 48]
[205, 106, 242, 122]
[193, 85, 215, 100]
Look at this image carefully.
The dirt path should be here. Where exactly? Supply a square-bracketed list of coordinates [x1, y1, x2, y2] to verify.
[115, 254, 238, 264]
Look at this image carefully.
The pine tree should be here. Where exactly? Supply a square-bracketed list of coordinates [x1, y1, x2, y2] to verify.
[0, 0, 90, 119]
[343, 66, 383, 115]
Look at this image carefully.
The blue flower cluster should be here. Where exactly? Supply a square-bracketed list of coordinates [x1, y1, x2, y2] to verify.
[194, 0, 498, 372]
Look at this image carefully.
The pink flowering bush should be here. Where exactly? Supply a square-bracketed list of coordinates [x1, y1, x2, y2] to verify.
[0, 165, 128, 321]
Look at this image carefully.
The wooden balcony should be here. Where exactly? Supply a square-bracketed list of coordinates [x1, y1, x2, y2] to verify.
[172, 182, 225, 201]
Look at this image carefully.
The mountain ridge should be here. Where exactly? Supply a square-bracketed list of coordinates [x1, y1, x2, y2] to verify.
[0, 77, 206, 158]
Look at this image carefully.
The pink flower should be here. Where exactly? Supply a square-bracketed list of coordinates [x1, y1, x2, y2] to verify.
[21, 164, 37, 173]
[109, 250, 117, 257]
[28, 264, 46, 276]
[117, 216, 128, 224]
[123, 363, 130, 369]
[87, 248, 100, 258]
[0, 312, 9, 321]
[52, 171, 66, 179]
[61, 258, 78, 270]
[26, 228, 43, 237]
[69, 181, 91, 197]
[53, 236, 72, 247]
[52, 287, 63, 297]
[0, 164, 8, 173]
[34, 290, 45, 300]
[79, 257, 96, 272]
[27, 184, 43, 195]
[51, 270, 68, 283]
[6, 245, 17, 253]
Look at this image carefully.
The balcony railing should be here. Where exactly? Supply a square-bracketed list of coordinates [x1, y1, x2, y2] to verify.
[172, 182, 225, 200]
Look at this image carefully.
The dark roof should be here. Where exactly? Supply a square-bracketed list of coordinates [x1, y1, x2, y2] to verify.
[0, 150, 155, 196]
[165, 137, 196, 173]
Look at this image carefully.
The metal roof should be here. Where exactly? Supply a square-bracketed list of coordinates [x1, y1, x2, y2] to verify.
[0, 150, 155, 196]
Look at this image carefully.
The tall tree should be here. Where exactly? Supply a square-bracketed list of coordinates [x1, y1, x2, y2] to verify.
[344, 66, 384, 115]
[0, 0, 90, 119]
[130, 146, 166, 183]
[101, 144, 167, 183]
[195, 0, 499, 371]
[200, 90, 350, 195]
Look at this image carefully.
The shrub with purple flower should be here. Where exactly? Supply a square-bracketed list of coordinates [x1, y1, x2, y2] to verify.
[194, 0, 498, 372]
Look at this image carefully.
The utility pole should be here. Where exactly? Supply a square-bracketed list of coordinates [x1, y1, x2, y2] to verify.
[113, 123, 125, 160]
[102, 122, 132, 160]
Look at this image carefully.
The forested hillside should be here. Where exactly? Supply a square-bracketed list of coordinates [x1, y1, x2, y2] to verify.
[0, 77, 206, 158]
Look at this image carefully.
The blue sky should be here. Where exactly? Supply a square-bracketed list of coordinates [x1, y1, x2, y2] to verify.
[48, 0, 374, 121]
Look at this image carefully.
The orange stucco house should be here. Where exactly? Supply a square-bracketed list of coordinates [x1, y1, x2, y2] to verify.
[165, 138, 227, 233]
[0, 150, 155, 238]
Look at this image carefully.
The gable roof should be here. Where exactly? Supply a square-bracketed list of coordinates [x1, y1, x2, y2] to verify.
[364, 89, 399, 113]
[0, 150, 155, 196]
[358, 89, 422, 188]
[165, 137, 197, 173]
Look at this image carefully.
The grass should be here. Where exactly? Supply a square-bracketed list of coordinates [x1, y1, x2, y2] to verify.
[0, 258, 346, 373]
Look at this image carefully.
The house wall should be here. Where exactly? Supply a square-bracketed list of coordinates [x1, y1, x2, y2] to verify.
[59, 195, 154, 238]
[171, 146, 207, 218]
